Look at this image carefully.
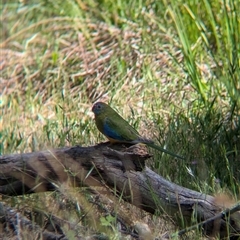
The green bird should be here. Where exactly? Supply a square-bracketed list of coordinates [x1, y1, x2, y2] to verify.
[92, 102, 185, 160]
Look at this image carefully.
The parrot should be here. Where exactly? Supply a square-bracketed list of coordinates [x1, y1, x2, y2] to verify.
[92, 101, 185, 160]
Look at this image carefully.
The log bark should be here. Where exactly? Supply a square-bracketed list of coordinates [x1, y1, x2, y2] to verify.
[0, 143, 239, 239]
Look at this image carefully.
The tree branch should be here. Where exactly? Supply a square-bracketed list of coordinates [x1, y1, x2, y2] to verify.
[0, 143, 239, 239]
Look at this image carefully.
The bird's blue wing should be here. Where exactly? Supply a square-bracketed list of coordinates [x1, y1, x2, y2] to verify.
[103, 117, 127, 141]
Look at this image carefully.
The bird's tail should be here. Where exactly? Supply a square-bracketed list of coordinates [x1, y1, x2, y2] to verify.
[131, 137, 154, 145]
[146, 142, 185, 160]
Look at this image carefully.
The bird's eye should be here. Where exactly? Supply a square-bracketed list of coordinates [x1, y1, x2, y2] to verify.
[97, 105, 101, 109]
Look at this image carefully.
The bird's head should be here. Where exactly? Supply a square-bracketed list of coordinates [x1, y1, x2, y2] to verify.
[92, 102, 108, 115]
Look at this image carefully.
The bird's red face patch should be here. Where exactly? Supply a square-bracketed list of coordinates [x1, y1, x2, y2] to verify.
[92, 102, 105, 114]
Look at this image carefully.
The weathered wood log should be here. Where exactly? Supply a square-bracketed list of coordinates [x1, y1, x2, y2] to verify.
[0, 143, 239, 239]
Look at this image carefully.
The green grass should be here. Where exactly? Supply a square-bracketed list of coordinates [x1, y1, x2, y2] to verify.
[1, 0, 239, 239]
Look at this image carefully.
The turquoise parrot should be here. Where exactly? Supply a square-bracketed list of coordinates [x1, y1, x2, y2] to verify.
[92, 102, 185, 160]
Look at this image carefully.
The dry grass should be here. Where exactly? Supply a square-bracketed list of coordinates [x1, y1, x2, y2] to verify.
[1, 16, 190, 151]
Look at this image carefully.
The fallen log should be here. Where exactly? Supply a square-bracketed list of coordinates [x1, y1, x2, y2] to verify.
[0, 143, 239, 239]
